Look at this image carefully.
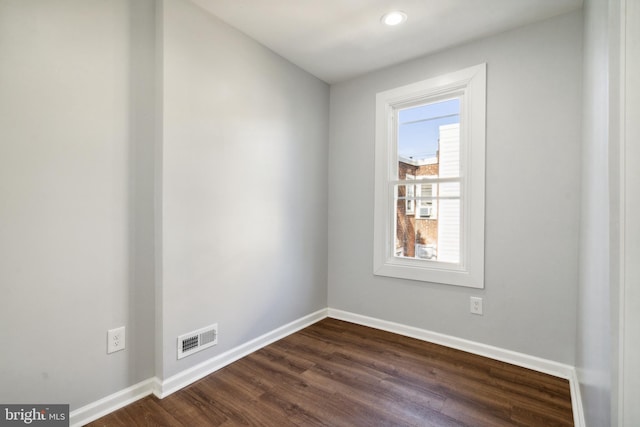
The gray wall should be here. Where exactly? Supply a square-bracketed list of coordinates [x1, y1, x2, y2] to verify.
[0, 0, 156, 409]
[577, 2, 640, 425]
[576, 0, 613, 424]
[328, 11, 583, 364]
[159, 0, 329, 379]
[620, 2, 640, 423]
[0, 0, 329, 410]
[9, 1, 632, 422]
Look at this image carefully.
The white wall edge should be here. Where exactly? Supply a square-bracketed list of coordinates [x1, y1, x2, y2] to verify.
[327, 308, 585, 427]
[569, 368, 587, 427]
[69, 378, 156, 427]
[155, 308, 328, 399]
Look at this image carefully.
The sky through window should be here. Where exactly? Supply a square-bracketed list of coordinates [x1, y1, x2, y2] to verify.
[398, 98, 460, 160]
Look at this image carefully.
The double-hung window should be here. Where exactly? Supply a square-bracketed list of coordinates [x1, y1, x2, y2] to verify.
[373, 64, 486, 288]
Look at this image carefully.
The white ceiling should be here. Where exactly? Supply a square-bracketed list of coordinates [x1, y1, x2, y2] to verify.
[190, 0, 583, 84]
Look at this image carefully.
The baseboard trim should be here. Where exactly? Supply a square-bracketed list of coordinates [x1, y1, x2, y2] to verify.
[70, 307, 585, 427]
[155, 308, 328, 399]
[69, 378, 156, 427]
[69, 309, 327, 426]
[327, 308, 585, 427]
[568, 368, 586, 427]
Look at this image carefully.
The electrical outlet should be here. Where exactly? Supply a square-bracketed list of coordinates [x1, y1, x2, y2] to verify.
[107, 326, 126, 354]
[470, 297, 483, 315]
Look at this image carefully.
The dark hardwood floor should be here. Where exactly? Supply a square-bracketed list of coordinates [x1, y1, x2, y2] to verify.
[87, 318, 574, 426]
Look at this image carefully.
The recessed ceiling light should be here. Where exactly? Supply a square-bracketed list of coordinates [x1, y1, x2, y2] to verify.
[381, 11, 407, 26]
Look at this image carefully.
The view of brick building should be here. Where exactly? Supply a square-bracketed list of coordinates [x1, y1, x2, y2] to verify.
[395, 123, 460, 262]
[396, 156, 439, 258]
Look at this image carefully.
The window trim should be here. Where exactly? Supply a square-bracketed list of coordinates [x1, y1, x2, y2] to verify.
[373, 63, 486, 288]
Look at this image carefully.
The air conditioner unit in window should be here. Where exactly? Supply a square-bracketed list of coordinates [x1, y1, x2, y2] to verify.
[419, 206, 433, 218]
[415, 244, 437, 260]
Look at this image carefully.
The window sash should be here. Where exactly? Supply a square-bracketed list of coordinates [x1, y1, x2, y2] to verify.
[373, 63, 486, 288]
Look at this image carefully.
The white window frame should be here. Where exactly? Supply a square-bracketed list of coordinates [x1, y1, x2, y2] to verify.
[373, 63, 486, 288]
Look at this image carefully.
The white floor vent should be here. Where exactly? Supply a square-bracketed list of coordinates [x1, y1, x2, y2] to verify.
[177, 323, 218, 359]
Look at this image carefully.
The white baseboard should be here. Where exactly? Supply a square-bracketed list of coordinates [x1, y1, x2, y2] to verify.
[69, 309, 326, 426]
[567, 368, 586, 427]
[155, 308, 328, 398]
[69, 378, 156, 427]
[327, 308, 585, 427]
[70, 307, 585, 427]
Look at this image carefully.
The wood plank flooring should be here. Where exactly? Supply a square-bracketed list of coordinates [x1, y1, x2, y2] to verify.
[87, 318, 574, 426]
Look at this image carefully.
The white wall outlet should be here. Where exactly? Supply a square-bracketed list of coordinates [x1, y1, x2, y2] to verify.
[470, 297, 483, 315]
[107, 326, 126, 354]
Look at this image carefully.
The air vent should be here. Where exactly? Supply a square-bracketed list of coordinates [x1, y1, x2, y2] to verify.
[177, 323, 218, 359]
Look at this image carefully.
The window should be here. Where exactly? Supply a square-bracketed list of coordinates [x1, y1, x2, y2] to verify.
[415, 177, 437, 219]
[405, 174, 415, 214]
[373, 64, 486, 288]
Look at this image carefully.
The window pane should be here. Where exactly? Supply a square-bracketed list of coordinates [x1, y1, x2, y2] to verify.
[395, 184, 461, 263]
[436, 199, 460, 264]
[438, 181, 460, 197]
[397, 98, 460, 179]
[395, 98, 461, 264]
